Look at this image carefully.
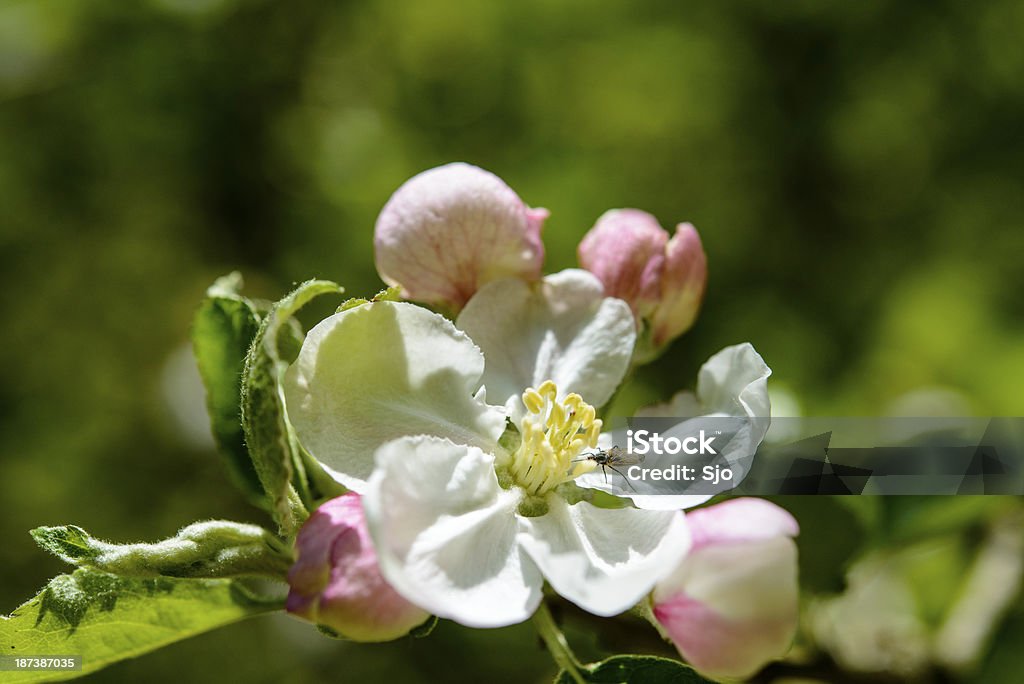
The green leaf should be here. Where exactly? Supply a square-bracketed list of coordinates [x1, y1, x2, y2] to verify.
[192, 272, 266, 505]
[556, 656, 716, 684]
[0, 569, 281, 682]
[30, 521, 292, 580]
[29, 526, 98, 564]
[241, 279, 344, 535]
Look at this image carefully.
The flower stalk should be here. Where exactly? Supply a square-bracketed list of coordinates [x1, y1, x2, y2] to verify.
[533, 600, 586, 684]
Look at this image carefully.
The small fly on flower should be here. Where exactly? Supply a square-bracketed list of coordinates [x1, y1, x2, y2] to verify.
[574, 446, 644, 491]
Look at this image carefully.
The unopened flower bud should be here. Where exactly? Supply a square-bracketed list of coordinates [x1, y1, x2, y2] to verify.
[374, 162, 548, 311]
[652, 498, 799, 680]
[578, 210, 706, 357]
[650, 222, 706, 346]
[286, 493, 430, 641]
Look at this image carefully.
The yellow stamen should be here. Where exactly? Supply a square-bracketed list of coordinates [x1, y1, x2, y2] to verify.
[508, 381, 601, 496]
[523, 388, 545, 415]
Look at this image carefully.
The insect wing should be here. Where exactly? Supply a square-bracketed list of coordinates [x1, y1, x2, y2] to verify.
[607, 448, 644, 466]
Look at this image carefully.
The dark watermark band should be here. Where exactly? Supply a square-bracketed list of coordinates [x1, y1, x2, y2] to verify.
[589, 417, 1024, 496]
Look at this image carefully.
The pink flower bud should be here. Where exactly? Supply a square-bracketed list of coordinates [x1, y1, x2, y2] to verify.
[578, 211, 706, 352]
[650, 223, 707, 347]
[374, 163, 548, 311]
[286, 493, 430, 641]
[652, 498, 799, 680]
[576, 209, 667, 317]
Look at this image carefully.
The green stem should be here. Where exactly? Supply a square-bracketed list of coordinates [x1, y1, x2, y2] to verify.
[533, 601, 587, 683]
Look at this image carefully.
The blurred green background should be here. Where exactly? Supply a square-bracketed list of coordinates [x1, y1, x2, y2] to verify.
[2, 0, 1023, 681]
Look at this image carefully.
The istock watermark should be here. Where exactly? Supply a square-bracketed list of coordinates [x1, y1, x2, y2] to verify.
[591, 416, 1024, 497]
[621, 428, 735, 486]
[585, 417, 760, 497]
[627, 428, 718, 456]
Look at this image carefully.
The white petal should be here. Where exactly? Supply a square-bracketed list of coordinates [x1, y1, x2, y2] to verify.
[635, 343, 770, 421]
[364, 436, 542, 628]
[692, 344, 772, 483]
[576, 344, 772, 509]
[283, 301, 506, 491]
[633, 390, 702, 418]
[517, 497, 689, 616]
[613, 494, 712, 511]
[696, 343, 771, 422]
[457, 269, 636, 408]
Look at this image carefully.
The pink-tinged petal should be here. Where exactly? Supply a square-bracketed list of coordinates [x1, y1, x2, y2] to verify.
[653, 588, 797, 680]
[374, 162, 546, 310]
[286, 493, 430, 642]
[577, 209, 667, 318]
[652, 500, 800, 679]
[686, 498, 799, 552]
[650, 223, 707, 347]
[526, 207, 550, 253]
[577, 213, 708, 360]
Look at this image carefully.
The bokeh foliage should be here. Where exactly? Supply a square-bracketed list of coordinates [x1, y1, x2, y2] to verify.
[1, 0, 1022, 681]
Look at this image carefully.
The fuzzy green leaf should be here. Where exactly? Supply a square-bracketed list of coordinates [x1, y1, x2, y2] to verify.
[29, 526, 98, 564]
[556, 656, 716, 684]
[192, 272, 266, 504]
[241, 279, 344, 535]
[30, 522, 292, 580]
[557, 655, 716, 684]
[0, 569, 282, 682]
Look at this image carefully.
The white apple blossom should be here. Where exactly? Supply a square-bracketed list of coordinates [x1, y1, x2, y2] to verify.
[282, 268, 771, 629]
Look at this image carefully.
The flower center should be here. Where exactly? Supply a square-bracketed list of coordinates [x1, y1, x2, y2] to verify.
[508, 380, 602, 496]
